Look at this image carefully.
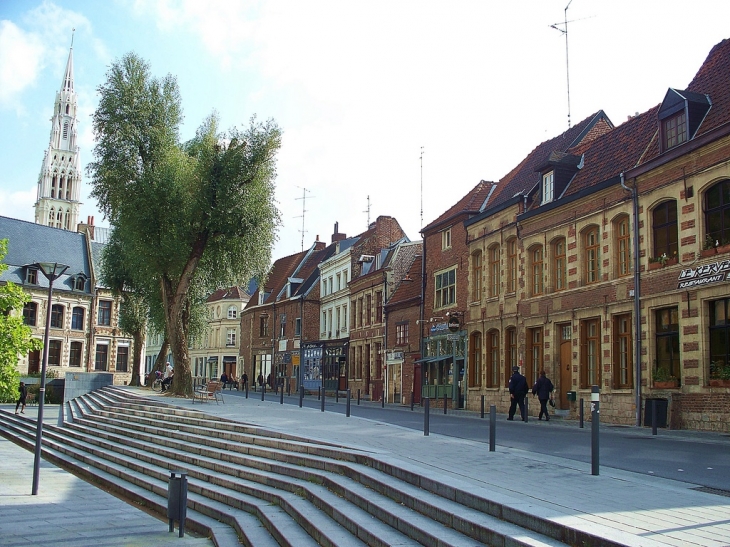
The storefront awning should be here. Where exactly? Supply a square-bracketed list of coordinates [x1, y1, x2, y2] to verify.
[222, 356, 237, 363]
[414, 356, 440, 364]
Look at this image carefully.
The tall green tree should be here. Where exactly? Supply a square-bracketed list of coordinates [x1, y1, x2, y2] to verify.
[0, 240, 43, 401]
[88, 53, 280, 396]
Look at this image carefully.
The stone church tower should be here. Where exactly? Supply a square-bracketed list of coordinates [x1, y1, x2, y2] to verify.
[34, 42, 81, 230]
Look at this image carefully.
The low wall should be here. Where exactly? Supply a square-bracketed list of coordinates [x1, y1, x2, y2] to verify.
[63, 372, 114, 402]
[671, 392, 730, 432]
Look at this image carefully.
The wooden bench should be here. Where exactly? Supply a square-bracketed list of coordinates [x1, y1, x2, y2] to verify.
[193, 381, 224, 405]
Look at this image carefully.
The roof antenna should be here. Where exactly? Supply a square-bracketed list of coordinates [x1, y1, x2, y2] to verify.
[420, 146, 425, 230]
[364, 195, 371, 228]
[550, 3, 594, 129]
[294, 186, 313, 252]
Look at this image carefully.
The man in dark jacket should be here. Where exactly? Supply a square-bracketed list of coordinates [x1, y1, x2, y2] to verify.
[15, 381, 28, 414]
[532, 370, 555, 421]
[508, 366, 528, 421]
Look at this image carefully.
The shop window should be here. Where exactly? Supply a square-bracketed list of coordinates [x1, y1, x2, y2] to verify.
[710, 298, 730, 383]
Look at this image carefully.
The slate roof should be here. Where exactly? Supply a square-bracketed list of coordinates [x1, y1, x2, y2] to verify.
[245, 249, 309, 309]
[0, 215, 91, 293]
[206, 285, 253, 303]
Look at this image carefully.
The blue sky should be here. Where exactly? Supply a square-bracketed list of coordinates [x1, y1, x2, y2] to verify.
[1, 0, 730, 260]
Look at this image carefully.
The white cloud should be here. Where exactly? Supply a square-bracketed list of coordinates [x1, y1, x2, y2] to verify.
[0, 20, 45, 108]
[0, 185, 37, 222]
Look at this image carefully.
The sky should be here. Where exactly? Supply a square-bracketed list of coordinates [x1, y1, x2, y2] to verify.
[1, 0, 730, 261]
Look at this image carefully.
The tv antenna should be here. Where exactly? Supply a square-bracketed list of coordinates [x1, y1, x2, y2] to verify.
[294, 186, 313, 252]
[364, 195, 371, 229]
[420, 146, 425, 230]
[549, 2, 593, 129]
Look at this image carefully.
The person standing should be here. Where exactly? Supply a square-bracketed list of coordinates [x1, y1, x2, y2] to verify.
[15, 381, 28, 415]
[508, 366, 528, 421]
[532, 370, 555, 421]
[242, 372, 249, 391]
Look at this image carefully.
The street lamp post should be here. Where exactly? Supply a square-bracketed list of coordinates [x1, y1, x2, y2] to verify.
[32, 262, 69, 496]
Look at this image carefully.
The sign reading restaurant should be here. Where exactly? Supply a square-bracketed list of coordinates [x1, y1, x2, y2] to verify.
[677, 259, 730, 289]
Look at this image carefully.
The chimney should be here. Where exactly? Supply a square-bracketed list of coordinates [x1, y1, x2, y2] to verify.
[331, 221, 346, 243]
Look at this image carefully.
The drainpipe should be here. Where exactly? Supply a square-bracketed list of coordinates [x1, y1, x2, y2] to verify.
[621, 172, 642, 427]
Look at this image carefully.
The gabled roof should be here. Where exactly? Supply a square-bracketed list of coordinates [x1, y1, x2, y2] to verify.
[0, 215, 91, 292]
[206, 285, 253, 303]
[245, 249, 309, 309]
[422, 180, 496, 234]
[486, 111, 613, 210]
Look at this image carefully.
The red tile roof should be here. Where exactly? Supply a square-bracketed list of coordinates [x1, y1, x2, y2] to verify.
[387, 255, 422, 306]
[422, 180, 497, 233]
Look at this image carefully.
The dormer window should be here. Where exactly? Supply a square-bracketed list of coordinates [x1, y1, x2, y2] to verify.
[74, 275, 86, 291]
[26, 268, 38, 285]
[658, 88, 711, 153]
[663, 111, 687, 150]
[542, 171, 554, 204]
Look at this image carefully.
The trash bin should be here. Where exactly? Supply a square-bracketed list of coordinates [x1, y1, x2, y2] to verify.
[167, 471, 188, 537]
[643, 398, 668, 428]
[566, 391, 577, 402]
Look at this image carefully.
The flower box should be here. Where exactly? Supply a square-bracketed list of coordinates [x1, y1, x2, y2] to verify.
[709, 379, 730, 387]
[653, 380, 679, 389]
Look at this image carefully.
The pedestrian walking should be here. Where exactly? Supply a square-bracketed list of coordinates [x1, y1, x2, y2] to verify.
[242, 372, 248, 390]
[532, 370, 555, 421]
[508, 366, 528, 421]
[15, 381, 28, 414]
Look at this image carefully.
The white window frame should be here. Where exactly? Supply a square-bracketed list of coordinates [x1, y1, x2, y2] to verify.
[542, 171, 554, 204]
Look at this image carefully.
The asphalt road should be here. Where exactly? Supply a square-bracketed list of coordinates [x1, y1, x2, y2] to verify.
[230, 387, 730, 493]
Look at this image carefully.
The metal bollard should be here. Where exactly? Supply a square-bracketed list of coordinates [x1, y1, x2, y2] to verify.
[299, 385, 304, 408]
[261, 384, 266, 401]
[524, 397, 529, 423]
[489, 405, 496, 451]
[651, 399, 658, 436]
[318, 386, 321, 400]
[481, 395, 485, 419]
[591, 385, 600, 476]
[336, 390, 339, 403]
[357, 389, 361, 405]
[443, 392, 447, 415]
[346, 389, 351, 417]
[321, 388, 325, 412]
[382, 393, 385, 408]
[167, 471, 188, 537]
[410, 392, 414, 411]
[280, 384, 284, 404]
[245, 382, 249, 399]
[424, 397, 430, 436]
[287, 382, 291, 396]
[579, 397, 584, 428]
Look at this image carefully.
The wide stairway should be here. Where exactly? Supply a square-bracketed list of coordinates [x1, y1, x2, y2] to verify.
[0, 387, 607, 547]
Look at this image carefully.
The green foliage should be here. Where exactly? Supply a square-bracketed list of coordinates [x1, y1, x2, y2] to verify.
[652, 366, 676, 382]
[710, 361, 730, 380]
[88, 53, 281, 396]
[0, 239, 44, 402]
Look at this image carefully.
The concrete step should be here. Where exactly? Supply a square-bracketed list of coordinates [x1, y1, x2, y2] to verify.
[71, 392, 570, 547]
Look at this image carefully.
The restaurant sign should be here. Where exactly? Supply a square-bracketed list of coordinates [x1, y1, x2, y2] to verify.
[677, 259, 730, 289]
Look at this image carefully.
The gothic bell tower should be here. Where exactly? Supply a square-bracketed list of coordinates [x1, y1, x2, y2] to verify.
[34, 37, 81, 230]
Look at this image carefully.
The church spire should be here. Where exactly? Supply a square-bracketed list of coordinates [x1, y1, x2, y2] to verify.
[33, 34, 81, 231]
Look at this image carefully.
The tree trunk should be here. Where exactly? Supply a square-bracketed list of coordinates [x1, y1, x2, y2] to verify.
[129, 328, 145, 386]
[168, 318, 192, 397]
[151, 338, 170, 386]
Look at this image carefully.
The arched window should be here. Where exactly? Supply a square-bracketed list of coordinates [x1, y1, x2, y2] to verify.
[48, 208, 55, 226]
[51, 175, 57, 198]
[486, 329, 500, 388]
[530, 245, 544, 296]
[705, 179, 730, 247]
[506, 238, 517, 293]
[471, 250, 482, 303]
[64, 208, 71, 230]
[615, 215, 631, 277]
[488, 244, 500, 297]
[469, 331, 482, 387]
[583, 227, 600, 284]
[552, 238, 566, 291]
[56, 210, 63, 228]
[653, 201, 678, 259]
[65, 103, 70, 114]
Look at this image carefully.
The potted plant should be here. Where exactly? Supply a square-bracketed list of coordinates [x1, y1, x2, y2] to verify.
[653, 366, 679, 389]
[709, 361, 730, 387]
[648, 252, 678, 270]
[702, 235, 719, 257]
